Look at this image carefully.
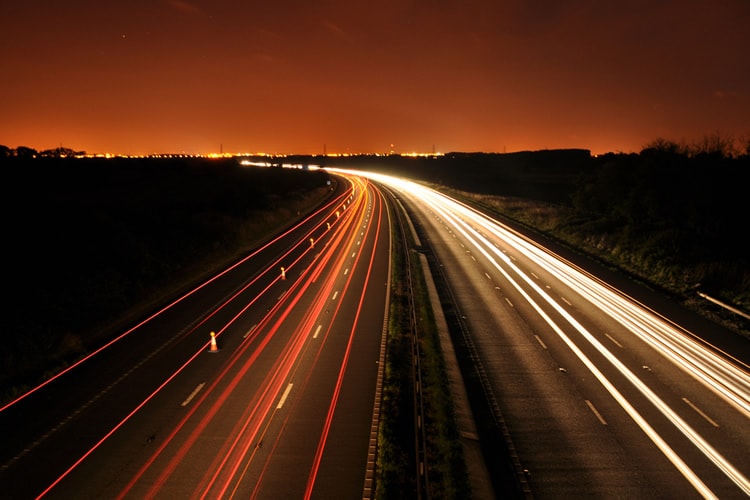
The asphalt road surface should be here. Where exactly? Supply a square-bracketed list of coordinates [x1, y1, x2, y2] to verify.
[4, 166, 748, 499]
[0, 172, 391, 499]
[351, 169, 750, 499]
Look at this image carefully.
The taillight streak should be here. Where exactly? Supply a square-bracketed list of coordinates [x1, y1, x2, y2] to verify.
[199, 181, 372, 498]
[243, 183, 378, 498]
[118, 223, 357, 496]
[2, 181, 355, 414]
[304, 184, 384, 499]
[35, 179, 358, 497]
[114, 174, 373, 498]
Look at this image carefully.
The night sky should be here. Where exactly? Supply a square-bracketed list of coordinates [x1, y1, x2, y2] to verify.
[2, 0, 748, 156]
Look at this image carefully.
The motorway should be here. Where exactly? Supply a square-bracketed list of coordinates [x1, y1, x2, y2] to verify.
[3, 166, 749, 499]
[0, 172, 390, 499]
[351, 169, 750, 499]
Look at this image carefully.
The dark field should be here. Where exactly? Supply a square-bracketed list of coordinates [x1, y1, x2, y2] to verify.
[1, 157, 333, 400]
[2, 149, 748, 402]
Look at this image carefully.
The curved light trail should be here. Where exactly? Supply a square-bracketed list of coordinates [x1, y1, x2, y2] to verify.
[338, 168, 750, 498]
[9, 166, 747, 498]
[18, 172, 389, 499]
[0, 183, 358, 414]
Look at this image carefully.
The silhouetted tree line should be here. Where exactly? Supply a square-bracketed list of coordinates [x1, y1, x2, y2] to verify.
[2, 139, 747, 398]
[0, 144, 86, 158]
[315, 138, 748, 309]
[573, 140, 747, 262]
[314, 148, 594, 203]
[569, 139, 748, 308]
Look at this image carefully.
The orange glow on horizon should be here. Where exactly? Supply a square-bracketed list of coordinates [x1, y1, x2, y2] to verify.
[1, 2, 747, 158]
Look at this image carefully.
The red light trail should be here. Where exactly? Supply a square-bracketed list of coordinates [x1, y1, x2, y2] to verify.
[28, 173, 388, 499]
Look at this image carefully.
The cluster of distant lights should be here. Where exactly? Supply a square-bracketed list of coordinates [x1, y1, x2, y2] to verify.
[74, 151, 445, 160]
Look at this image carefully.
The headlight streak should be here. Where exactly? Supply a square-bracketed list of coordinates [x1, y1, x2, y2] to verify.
[416, 193, 720, 498]
[461, 204, 750, 420]
[438, 202, 749, 497]
[341, 170, 750, 497]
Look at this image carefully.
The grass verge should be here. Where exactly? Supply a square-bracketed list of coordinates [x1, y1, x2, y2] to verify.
[375, 200, 469, 499]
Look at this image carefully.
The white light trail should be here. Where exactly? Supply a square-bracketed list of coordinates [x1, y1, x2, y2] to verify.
[335, 169, 750, 497]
